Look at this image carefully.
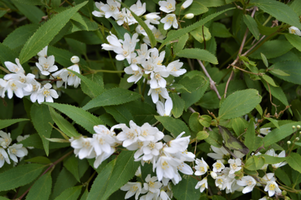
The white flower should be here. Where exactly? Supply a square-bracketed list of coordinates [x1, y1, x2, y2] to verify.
[7, 143, 28, 163]
[184, 13, 194, 19]
[149, 67, 169, 89]
[215, 175, 226, 190]
[92, 2, 105, 17]
[181, 0, 193, 9]
[51, 68, 68, 88]
[161, 14, 178, 30]
[143, 174, 162, 197]
[166, 60, 186, 77]
[93, 150, 114, 168]
[92, 125, 116, 156]
[4, 58, 25, 74]
[156, 98, 173, 116]
[164, 132, 190, 154]
[264, 181, 281, 197]
[71, 56, 80, 64]
[289, 26, 301, 36]
[35, 55, 58, 76]
[124, 66, 143, 83]
[66, 64, 81, 88]
[5, 79, 26, 99]
[102, 32, 122, 52]
[101, 0, 121, 19]
[36, 83, 59, 104]
[228, 158, 242, 174]
[155, 155, 181, 182]
[0, 131, 12, 148]
[148, 87, 170, 104]
[121, 182, 146, 199]
[114, 120, 141, 150]
[0, 79, 7, 98]
[237, 176, 256, 194]
[212, 160, 225, 173]
[195, 177, 208, 193]
[261, 173, 276, 184]
[28, 79, 41, 103]
[0, 148, 10, 167]
[194, 158, 209, 176]
[37, 46, 48, 57]
[207, 145, 229, 160]
[144, 12, 161, 25]
[259, 127, 271, 136]
[265, 149, 287, 168]
[16, 135, 34, 149]
[70, 136, 96, 159]
[158, 0, 176, 13]
[210, 171, 217, 179]
[135, 166, 142, 177]
[130, 0, 146, 16]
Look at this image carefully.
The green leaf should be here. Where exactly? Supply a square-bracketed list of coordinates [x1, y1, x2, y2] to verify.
[231, 117, 248, 136]
[31, 104, 53, 156]
[0, 163, 45, 192]
[269, 61, 301, 85]
[172, 175, 199, 200]
[155, 116, 191, 137]
[0, 118, 29, 130]
[285, 34, 301, 52]
[211, 22, 232, 38]
[243, 15, 259, 40]
[25, 156, 52, 165]
[199, 115, 212, 127]
[104, 105, 134, 124]
[263, 122, 301, 147]
[44, 102, 103, 134]
[0, 43, 18, 66]
[196, 131, 209, 140]
[260, 53, 269, 68]
[12, 1, 44, 24]
[205, 129, 222, 147]
[13, 0, 43, 5]
[287, 153, 301, 174]
[87, 151, 139, 200]
[170, 93, 185, 118]
[197, 0, 225, 7]
[64, 155, 80, 182]
[2, 24, 40, 51]
[158, 7, 234, 50]
[244, 155, 265, 171]
[245, 120, 262, 152]
[82, 88, 141, 110]
[252, 0, 300, 29]
[218, 89, 262, 120]
[49, 107, 80, 138]
[19, 1, 88, 64]
[26, 172, 52, 200]
[261, 74, 278, 87]
[177, 48, 218, 64]
[189, 112, 202, 132]
[54, 186, 82, 200]
[218, 125, 249, 154]
[176, 0, 208, 16]
[191, 26, 211, 43]
[173, 33, 189, 54]
[249, 40, 293, 59]
[261, 154, 286, 164]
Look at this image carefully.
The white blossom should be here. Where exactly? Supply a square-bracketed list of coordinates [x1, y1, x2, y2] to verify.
[166, 60, 186, 77]
[121, 182, 146, 199]
[37, 46, 48, 57]
[4, 58, 25, 74]
[101, 0, 121, 19]
[156, 98, 173, 116]
[0, 148, 10, 167]
[212, 160, 225, 173]
[289, 26, 301, 36]
[264, 181, 281, 197]
[161, 14, 178, 30]
[158, 0, 176, 13]
[7, 143, 28, 163]
[0, 131, 12, 148]
[70, 136, 96, 159]
[130, 0, 146, 16]
[181, 0, 193, 9]
[237, 176, 256, 194]
[36, 83, 59, 104]
[194, 157, 209, 176]
[92, 2, 105, 17]
[35, 55, 58, 76]
[195, 177, 208, 193]
[228, 158, 242, 174]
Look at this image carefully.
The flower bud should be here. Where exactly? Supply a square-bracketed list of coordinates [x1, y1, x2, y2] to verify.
[282, 190, 287, 196]
[287, 141, 291, 145]
[292, 125, 296, 129]
[71, 56, 80, 64]
[296, 137, 300, 141]
[210, 171, 217, 179]
[184, 13, 194, 19]
[297, 125, 301, 129]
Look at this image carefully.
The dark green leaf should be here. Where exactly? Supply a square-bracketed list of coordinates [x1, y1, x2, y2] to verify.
[177, 48, 218, 64]
[172, 175, 199, 200]
[54, 186, 82, 200]
[243, 15, 259, 40]
[287, 153, 301, 174]
[0, 118, 29, 130]
[269, 61, 301, 85]
[155, 116, 191, 137]
[26, 172, 52, 200]
[170, 93, 185, 118]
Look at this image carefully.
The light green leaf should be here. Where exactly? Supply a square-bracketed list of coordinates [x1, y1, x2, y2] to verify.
[170, 93, 185, 118]
[177, 48, 218, 64]
[158, 7, 234, 50]
[82, 88, 141, 110]
[173, 33, 189, 54]
[25, 156, 51, 165]
[44, 102, 103, 134]
[196, 131, 209, 140]
[244, 155, 265, 171]
[287, 153, 301, 174]
[261, 53, 269, 68]
[0, 43, 18, 66]
[211, 22, 232, 38]
[31, 104, 53, 156]
[49, 107, 80, 138]
[261, 154, 286, 164]
[87, 151, 139, 200]
[26, 172, 52, 200]
[243, 15, 259, 40]
[54, 186, 82, 200]
[231, 117, 248, 136]
[251, 0, 301, 30]
[189, 112, 202, 132]
[285, 33, 301, 52]
[176, 0, 208, 16]
[261, 74, 278, 87]
[263, 122, 301, 147]
[197, 0, 225, 7]
[3, 24, 39, 51]
[191, 26, 211, 43]
[199, 115, 212, 127]
[172, 175, 199, 200]
[218, 89, 262, 120]
[0, 164, 45, 192]
[269, 61, 301, 85]
[19, 1, 88, 64]
[249, 40, 293, 59]
[245, 120, 262, 152]
[155, 116, 191, 137]
[0, 118, 29, 130]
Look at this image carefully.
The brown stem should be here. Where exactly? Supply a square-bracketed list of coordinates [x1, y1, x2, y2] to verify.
[224, 70, 234, 98]
[197, 60, 221, 100]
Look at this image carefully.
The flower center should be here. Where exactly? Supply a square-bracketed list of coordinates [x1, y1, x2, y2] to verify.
[161, 160, 169, 169]
[269, 183, 276, 191]
[43, 90, 50, 97]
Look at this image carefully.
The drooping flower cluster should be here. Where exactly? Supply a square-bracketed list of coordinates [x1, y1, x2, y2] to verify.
[193, 145, 286, 198]
[70, 125, 119, 168]
[0, 130, 29, 167]
[0, 46, 82, 104]
[121, 167, 173, 200]
[102, 32, 187, 116]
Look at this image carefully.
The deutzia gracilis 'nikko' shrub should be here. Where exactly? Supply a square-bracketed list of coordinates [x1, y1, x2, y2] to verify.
[2, 0, 301, 199]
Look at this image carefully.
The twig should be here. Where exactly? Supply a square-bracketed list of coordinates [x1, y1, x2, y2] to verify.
[197, 60, 221, 100]
[224, 70, 234, 98]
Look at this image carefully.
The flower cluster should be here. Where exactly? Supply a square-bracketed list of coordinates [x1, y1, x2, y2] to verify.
[194, 145, 286, 198]
[121, 167, 173, 200]
[102, 32, 186, 116]
[0, 130, 30, 167]
[0, 46, 81, 104]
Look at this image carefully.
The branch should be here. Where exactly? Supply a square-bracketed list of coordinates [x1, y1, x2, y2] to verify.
[197, 60, 221, 100]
